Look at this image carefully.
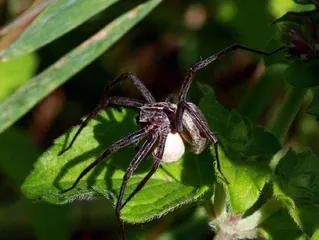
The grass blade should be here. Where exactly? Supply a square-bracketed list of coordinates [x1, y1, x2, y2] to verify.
[1, 0, 119, 60]
[0, 0, 162, 135]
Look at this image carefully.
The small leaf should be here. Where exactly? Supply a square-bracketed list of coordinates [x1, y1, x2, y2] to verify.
[259, 209, 307, 240]
[274, 149, 319, 236]
[0, 0, 162, 135]
[1, 0, 119, 60]
[285, 60, 319, 88]
[22, 108, 215, 223]
[198, 84, 281, 213]
[273, 10, 318, 24]
[308, 89, 319, 119]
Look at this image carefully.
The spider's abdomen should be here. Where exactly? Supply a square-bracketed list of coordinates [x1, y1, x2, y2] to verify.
[181, 103, 209, 154]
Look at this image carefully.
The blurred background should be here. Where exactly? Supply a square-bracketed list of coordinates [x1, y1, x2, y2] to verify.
[0, 0, 318, 239]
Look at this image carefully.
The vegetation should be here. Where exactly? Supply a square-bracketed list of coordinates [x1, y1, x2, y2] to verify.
[1, 0, 319, 239]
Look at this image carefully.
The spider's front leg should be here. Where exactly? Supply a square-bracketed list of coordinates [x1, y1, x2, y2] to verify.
[175, 44, 286, 133]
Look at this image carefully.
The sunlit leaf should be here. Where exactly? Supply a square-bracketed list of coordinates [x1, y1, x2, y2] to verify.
[22, 108, 214, 223]
[198, 84, 281, 213]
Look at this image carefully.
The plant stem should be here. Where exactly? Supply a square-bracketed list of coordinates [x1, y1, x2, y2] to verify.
[268, 87, 307, 142]
[236, 198, 282, 231]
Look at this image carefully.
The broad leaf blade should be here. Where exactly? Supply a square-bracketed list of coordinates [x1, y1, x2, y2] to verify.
[22, 108, 214, 223]
[1, 0, 119, 60]
[274, 149, 319, 236]
[259, 209, 307, 240]
[0, 0, 162, 135]
[199, 84, 281, 213]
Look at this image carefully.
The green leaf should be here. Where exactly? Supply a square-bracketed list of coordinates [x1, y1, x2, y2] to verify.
[1, 0, 119, 60]
[308, 89, 319, 119]
[0, 0, 162, 135]
[0, 53, 38, 102]
[198, 84, 281, 213]
[285, 60, 319, 88]
[274, 149, 319, 236]
[22, 108, 214, 223]
[273, 10, 318, 24]
[312, 228, 319, 239]
[259, 209, 307, 240]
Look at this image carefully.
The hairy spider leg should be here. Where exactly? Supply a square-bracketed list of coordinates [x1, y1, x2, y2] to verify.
[180, 101, 229, 184]
[103, 72, 156, 103]
[121, 131, 169, 209]
[61, 128, 148, 193]
[58, 97, 143, 155]
[176, 44, 286, 132]
[59, 72, 155, 155]
[115, 132, 160, 240]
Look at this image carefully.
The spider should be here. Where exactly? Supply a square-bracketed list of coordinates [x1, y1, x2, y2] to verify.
[59, 44, 285, 240]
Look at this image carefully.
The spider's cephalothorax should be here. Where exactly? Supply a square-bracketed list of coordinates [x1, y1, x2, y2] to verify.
[138, 102, 209, 164]
[59, 44, 285, 240]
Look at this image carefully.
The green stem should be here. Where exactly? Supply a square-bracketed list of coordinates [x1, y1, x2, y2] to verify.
[268, 87, 307, 142]
[236, 198, 282, 231]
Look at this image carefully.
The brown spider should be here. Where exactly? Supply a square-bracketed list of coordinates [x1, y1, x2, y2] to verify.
[59, 44, 285, 240]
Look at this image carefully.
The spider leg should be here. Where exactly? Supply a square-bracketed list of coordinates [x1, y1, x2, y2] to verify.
[104, 72, 156, 103]
[115, 132, 159, 240]
[121, 131, 169, 209]
[61, 128, 148, 193]
[180, 102, 229, 184]
[176, 44, 286, 132]
[59, 97, 143, 155]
